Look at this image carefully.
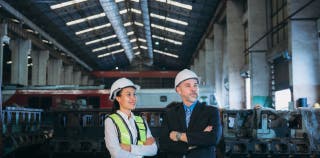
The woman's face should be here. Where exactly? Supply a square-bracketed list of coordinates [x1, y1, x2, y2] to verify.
[116, 87, 137, 111]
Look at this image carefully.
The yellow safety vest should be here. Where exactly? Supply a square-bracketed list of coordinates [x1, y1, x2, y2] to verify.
[108, 113, 147, 145]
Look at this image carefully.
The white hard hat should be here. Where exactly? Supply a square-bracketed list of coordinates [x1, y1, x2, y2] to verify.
[174, 69, 198, 88]
[109, 78, 140, 101]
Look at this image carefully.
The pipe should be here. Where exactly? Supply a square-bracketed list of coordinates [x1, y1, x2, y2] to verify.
[99, 0, 134, 62]
[140, 0, 153, 65]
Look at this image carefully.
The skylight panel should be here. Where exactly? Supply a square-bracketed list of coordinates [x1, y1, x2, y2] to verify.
[138, 38, 146, 43]
[92, 42, 121, 52]
[50, 0, 87, 10]
[134, 22, 144, 27]
[85, 34, 117, 45]
[66, 13, 105, 26]
[130, 39, 137, 43]
[76, 23, 111, 35]
[151, 24, 185, 35]
[154, 49, 179, 58]
[155, 0, 192, 10]
[140, 46, 147, 50]
[124, 22, 132, 27]
[131, 8, 141, 14]
[119, 9, 128, 14]
[127, 31, 134, 35]
[98, 49, 124, 58]
[152, 35, 182, 45]
[150, 13, 188, 26]
[86, 31, 134, 45]
[120, 8, 141, 15]
[134, 52, 140, 55]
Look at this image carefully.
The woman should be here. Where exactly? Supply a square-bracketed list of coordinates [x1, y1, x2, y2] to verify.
[104, 78, 157, 158]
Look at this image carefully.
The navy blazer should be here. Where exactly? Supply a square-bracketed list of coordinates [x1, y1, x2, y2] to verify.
[160, 101, 222, 158]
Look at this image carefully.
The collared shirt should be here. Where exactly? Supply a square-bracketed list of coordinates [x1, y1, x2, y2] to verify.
[183, 100, 198, 114]
[105, 110, 157, 158]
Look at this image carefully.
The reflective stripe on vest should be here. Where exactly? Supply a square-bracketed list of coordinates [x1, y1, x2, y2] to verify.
[108, 113, 147, 145]
[134, 116, 147, 145]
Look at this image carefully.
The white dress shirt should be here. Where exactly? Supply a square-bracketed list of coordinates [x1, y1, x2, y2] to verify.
[104, 110, 157, 158]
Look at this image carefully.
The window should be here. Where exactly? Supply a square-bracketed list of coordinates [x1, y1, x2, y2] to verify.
[244, 22, 249, 65]
[271, 0, 288, 46]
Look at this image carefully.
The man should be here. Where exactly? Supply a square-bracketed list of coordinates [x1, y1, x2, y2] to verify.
[160, 69, 222, 158]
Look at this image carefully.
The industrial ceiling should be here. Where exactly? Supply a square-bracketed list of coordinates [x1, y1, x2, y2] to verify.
[2, 0, 220, 71]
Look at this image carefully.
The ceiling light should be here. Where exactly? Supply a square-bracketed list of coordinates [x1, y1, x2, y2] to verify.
[27, 63, 33, 67]
[127, 31, 134, 35]
[50, 0, 87, 9]
[85, 34, 117, 45]
[150, 13, 188, 26]
[119, 9, 128, 14]
[130, 39, 137, 43]
[92, 42, 121, 52]
[155, 0, 192, 10]
[134, 52, 140, 55]
[154, 49, 178, 58]
[98, 49, 124, 58]
[124, 22, 132, 27]
[6, 61, 12, 64]
[138, 38, 146, 43]
[76, 23, 111, 35]
[66, 13, 105, 26]
[134, 22, 144, 27]
[131, 8, 141, 14]
[115, 66, 119, 70]
[133, 46, 138, 50]
[151, 24, 185, 35]
[152, 35, 182, 45]
[11, 18, 19, 23]
[25, 29, 34, 33]
[42, 39, 50, 44]
[85, 32, 134, 45]
[155, 41, 159, 45]
[115, 0, 124, 3]
[131, 0, 139, 2]
[140, 46, 147, 50]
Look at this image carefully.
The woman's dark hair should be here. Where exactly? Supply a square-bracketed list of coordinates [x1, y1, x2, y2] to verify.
[112, 89, 123, 113]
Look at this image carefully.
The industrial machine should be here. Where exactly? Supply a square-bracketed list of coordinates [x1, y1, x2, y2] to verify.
[2, 86, 320, 157]
[222, 108, 320, 158]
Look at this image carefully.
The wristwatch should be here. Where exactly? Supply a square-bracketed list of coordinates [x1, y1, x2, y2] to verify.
[176, 132, 182, 141]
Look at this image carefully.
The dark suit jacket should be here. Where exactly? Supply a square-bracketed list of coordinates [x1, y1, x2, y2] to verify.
[160, 101, 222, 158]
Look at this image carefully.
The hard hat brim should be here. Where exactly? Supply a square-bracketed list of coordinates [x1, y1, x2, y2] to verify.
[109, 84, 140, 101]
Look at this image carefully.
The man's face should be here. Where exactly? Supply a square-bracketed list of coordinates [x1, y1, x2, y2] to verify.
[176, 78, 199, 106]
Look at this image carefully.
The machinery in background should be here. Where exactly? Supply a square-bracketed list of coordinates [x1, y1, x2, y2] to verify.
[2, 85, 319, 157]
[222, 108, 320, 157]
[2, 106, 54, 157]
[2, 105, 320, 158]
[2, 108, 164, 158]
